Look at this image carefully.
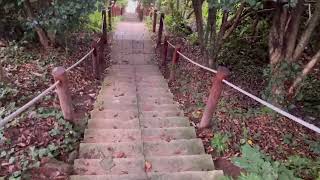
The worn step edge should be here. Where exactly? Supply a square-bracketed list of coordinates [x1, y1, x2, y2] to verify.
[79, 142, 143, 159]
[84, 127, 197, 143]
[143, 139, 205, 156]
[74, 155, 214, 175]
[145, 155, 215, 173]
[70, 171, 224, 180]
[73, 158, 145, 175]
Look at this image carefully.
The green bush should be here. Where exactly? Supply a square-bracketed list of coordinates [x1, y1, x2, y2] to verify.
[86, 10, 103, 32]
[285, 155, 320, 179]
[231, 144, 298, 180]
[211, 132, 229, 155]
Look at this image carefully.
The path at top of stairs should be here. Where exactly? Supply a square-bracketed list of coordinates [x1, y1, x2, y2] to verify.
[71, 12, 223, 180]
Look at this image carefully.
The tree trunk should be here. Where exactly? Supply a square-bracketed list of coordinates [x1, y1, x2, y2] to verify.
[176, 0, 180, 11]
[191, 0, 204, 50]
[205, 7, 216, 45]
[266, 0, 320, 105]
[268, 2, 287, 66]
[284, 0, 304, 61]
[24, 0, 50, 50]
[267, 3, 289, 105]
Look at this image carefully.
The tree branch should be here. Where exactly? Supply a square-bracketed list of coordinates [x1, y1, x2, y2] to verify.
[288, 49, 320, 95]
[293, 0, 320, 61]
[285, 0, 304, 60]
[223, 2, 245, 40]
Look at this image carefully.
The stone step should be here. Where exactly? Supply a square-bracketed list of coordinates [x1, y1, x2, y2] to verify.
[148, 171, 224, 180]
[137, 90, 173, 96]
[79, 142, 143, 159]
[142, 127, 197, 142]
[141, 116, 189, 123]
[140, 111, 184, 118]
[137, 82, 168, 86]
[136, 77, 167, 82]
[144, 139, 205, 156]
[74, 158, 145, 175]
[95, 102, 137, 108]
[141, 118, 189, 128]
[90, 110, 138, 121]
[97, 95, 137, 103]
[138, 96, 174, 101]
[136, 83, 169, 88]
[102, 80, 134, 86]
[88, 118, 140, 129]
[70, 174, 147, 180]
[139, 104, 179, 112]
[137, 88, 170, 94]
[74, 155, 214, 175]
[138, 93, 174, 99]
[103, 76, 166, 83]
[100, 87, 137, 94]
[88, 117, 189, 129]
[95, 105, 138, 111]
[99, 104, 138, 111]
[84, 127, 196, 143]
[84, 129, 141, 143]
[79, 139, 204, 159]
[70, 171, 224, 180]
[145, 155, 214, 173]
[139, 98, 176, 105]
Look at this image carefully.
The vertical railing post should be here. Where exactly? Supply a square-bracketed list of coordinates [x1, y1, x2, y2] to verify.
[52, 67, 74, 121]
[120, 7, 124, 15]
[162, 35, 169, 65]
[139, 7, 144, 21]
[169, 45, 181, 81]
[99, 39, 105, 74]
[92, 42, 100, 79]
[157, 13, 164, 46]
[102, 9, 107, 44]
[153, 9, 158, 33]
[108, 6, 112, 30]
[199, 67, 230, 129]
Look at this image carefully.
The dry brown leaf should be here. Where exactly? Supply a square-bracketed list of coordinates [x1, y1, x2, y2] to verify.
[144, 161, 152, 172]
[113, 152, 126, 158]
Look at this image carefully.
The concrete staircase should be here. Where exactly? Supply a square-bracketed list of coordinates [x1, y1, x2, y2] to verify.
[70, 12, 223, 180]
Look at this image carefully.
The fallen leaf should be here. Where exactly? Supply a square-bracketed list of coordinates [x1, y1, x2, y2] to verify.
[113, 152, 126, 158]
[145, 161, 152, 172]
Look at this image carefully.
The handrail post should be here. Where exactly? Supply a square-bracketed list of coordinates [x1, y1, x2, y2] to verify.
[52, 67, 74, 121]
[153, 9, 158, 32]
[199, 67, 230, 129]
[162, 35, 169, 65]
[169, 45, 181, 82]
[120, 7, 124, 15]
[139, 7, 144, 21]
[102, 9, 107, 44]
[157, 13, 164, 46]
[108, 7, 112, 30]
[92, 42, 100, 79]
[99, 39, 105, 73]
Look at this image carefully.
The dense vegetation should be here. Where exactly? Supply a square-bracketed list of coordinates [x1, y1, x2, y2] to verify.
[145, 0, 320, 179]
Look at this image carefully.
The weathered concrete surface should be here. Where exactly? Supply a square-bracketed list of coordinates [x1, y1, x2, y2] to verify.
[71, 11, 223, 180]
